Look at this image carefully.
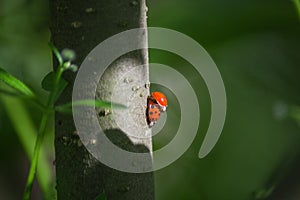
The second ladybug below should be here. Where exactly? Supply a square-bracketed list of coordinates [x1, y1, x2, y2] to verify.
[147, 92, 168, 127]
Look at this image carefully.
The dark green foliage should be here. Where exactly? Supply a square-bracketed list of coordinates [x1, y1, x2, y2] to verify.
[94, 192, 107, 200]
[41, 71, 68, 102]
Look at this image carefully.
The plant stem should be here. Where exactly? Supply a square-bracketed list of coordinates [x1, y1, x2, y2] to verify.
[23, 111, 49, 200]
[0, 95, 52, 197]
[48, 67, 63, 106]
[292, 0, 300, 21]
[23, 63, 64, 199]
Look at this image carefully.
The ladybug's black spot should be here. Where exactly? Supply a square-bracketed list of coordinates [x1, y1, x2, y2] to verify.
[150, 105, 155, 109]
[154, 111, 157, 114]
[149, 112, 153, 115]
[152, 118, 155, 122]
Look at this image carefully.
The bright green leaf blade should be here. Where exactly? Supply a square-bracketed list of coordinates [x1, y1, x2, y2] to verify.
[0, 67, 35, 98]
[0, 95, 53, 197]
[55, 99, 127, 114]
[292, 0, 300, 21]
[48, 42, 63, 66]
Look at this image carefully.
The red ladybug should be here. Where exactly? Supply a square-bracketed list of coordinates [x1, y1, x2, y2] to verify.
[147, 92, 168, 127]
[151, 91, 168, 111]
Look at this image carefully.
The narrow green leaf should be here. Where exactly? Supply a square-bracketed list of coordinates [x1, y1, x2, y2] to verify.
[0, 95, 53, 197]
[0, 67, 35, 98]
[292, 0, 300, 21]
[0, 89, 26, 97]
[55, 99, 127, 114]
[0, 88, 45, 110]
[48, 42, 63, 66]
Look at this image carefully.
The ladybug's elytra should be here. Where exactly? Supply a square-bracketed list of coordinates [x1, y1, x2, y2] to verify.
[151, 91, 168, 111]
[147, 92, 168, 127]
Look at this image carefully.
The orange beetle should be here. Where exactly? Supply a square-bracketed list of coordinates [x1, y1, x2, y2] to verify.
[151, 92, 168, 111]
[146, 92, 168, 127]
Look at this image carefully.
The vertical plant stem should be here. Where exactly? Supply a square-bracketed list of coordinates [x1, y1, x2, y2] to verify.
[48, 67, 63, 105]
[23, 111, 49, 200]
[292, 0, 300, 20]
[0, 95, 52, 197]
[23, 62, 64, 199]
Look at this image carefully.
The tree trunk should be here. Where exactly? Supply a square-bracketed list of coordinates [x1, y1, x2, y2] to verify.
[50, 0, 154, 199]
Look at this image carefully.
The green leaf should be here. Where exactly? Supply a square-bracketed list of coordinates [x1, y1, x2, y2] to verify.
[41, 72, 54, 91]
[0, 95, 53, 197]
[41, 71, 68, 101]
[290, 106, 300, 125]
[0, 89, 27, 97]
[48, 42, 63, 66]
[0, 88, 45, 110]
[0, 67, 35, 98]
[94, 193, 107, 200]
[292, 0, 300, 21]
[55, 99, 127, 114]
[42, 72, 57, 91]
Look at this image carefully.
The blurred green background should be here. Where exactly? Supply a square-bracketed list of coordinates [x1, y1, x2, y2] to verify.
[0, 0, 300, 199]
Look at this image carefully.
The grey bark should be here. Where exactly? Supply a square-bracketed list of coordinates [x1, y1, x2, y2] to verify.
[50, 0, 154, 199]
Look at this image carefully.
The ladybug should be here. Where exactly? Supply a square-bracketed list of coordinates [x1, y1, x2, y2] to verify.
[151, 91, 168, 111]
[146, 92, 168, 127]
